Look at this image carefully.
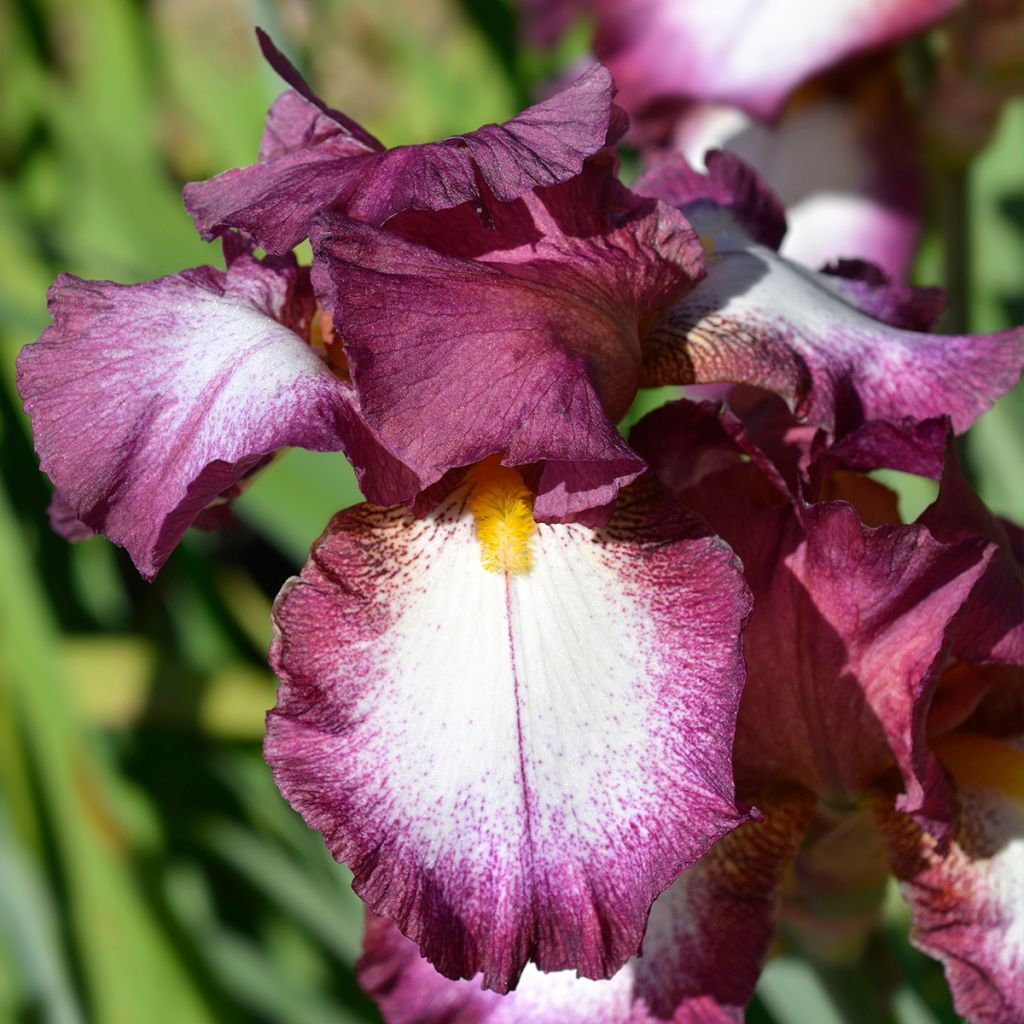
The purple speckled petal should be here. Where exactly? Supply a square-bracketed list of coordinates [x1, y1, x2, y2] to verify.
[358, 913, 653, 1024]
[644, 208, 1024, 433]
[879, 735, 1024, 1024]
[357, 791, 815, 1023]
[185, 33, 619, 253]
[589, 0, 957, 121]
[16, 254, 409, 579]
[265, 477, 751, 991]
[311, 177, 703, 521]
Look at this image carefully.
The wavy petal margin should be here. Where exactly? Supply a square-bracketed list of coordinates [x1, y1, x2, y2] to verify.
[265, 478, 751, 990]
[879, 733, 1024, 1024]
[357, 791, 815, 1022]
[185, 31, 619, 252]
[642, 204, 1024, 433]
[16, 255, 405, 578]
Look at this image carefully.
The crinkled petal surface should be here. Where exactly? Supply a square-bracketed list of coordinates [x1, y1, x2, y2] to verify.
[734, 501, 992, 812]
[879, 734, 1024, 1024]
[265, 479, 751, 991]
[919, 436, 1024, 667]
[590, 0, 957, 120]
[357, 791, 814, 1023]
[643, 206, 1024, 433]
[185, 37, 619, 253]
[16, 256, 387, 579]
[632, 402, 995, 815]
[312, 179, 703, 520]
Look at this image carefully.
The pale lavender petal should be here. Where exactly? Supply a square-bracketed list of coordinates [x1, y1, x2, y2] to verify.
[590, 0, 958, 121]
[671, 73, 925, 281]
[16, 255, 409, 578]
[185, 33, 619, 253]
[265, 478, 751, 991]
[879, 735, 1024, 1024]
[644, 213, 1024, 433]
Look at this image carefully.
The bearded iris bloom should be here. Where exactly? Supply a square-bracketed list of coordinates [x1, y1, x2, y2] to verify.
[316, 147, 1022, 528]
[14, 27, 1024, 1016]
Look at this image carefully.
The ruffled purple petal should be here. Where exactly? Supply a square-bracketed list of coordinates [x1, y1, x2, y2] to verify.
[634, 150, 787, 250]
[185, 34, 620, 253]
[589, 0, 958, 121]
[311, 174, 703, 521]
[357, 791, 815, 1022]
[643, 206, 1024, 433]
[358, 913, 652, 1024]
[265, 477, 751, 991]
[16, 255, 404, 578]
[919, 435, 1024, 667]
[819, 260, 946, 330]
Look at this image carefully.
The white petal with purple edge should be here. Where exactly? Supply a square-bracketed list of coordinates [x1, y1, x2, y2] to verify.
[17, 259, 360, 578]
[266, 480, 751, 992]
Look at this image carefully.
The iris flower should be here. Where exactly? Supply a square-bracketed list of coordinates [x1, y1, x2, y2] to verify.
[15, 35, 1023, 1005]
[356, 394, 1023, 1023]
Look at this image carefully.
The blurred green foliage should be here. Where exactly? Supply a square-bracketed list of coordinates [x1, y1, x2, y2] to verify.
[0, 1, 1019, 1021]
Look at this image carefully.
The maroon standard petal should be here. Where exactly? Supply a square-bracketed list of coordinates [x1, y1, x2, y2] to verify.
[265, 476, 751, 991]
[184, 30, 620, 253]
[16, 254, 412, 579]
[312, 170, 704, 522]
